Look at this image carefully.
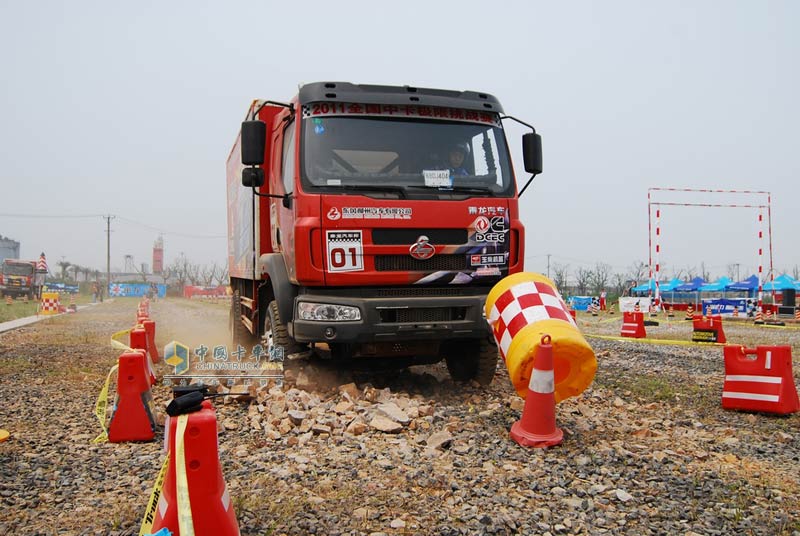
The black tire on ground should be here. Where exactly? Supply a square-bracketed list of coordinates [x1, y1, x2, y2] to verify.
[444, 337, 499, 386]
[230, 291, 257, 349]
[263, 300, 304, 358]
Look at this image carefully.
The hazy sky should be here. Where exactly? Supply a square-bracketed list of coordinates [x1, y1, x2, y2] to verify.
[1, 1, 797, 281]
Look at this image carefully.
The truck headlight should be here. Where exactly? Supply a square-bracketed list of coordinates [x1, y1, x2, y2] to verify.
[297, 302, 361, 321]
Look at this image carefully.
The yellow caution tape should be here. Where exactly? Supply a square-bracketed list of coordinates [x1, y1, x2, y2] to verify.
[175, 414, 195, 536]
[92, 364, 119, 443]
[585, 334, 728, 347]
[110, 327, 134, 352]
[139, 455, 170, 536]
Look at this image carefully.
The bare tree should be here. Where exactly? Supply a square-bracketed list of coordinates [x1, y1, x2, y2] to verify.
[160, 268, 172, 287]
[133, 263, 149, 283]
[200, 263, 218, 286]
[792, 265, 799, 280]
[611, 272, 628, 297]
[168, 257, 190, 289]
[214, 264, 229, 287]
[589, 262, 611, 295]
[627, 261, 648, 285]
[550, 263, 569, 294]
[187, 263, 201, 286]
[575, 267, 593, 295]
[57, 261, 71, 280]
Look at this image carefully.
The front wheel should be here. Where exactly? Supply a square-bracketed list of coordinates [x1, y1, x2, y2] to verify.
[444, 337, 499, 386]
[263, 300, 304, 359]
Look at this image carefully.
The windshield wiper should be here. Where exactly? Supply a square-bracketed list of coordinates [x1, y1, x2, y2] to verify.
[406, 185, 496, 197]
[335, 184, 406, 198]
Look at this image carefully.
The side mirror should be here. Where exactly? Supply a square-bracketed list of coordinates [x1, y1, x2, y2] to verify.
[522, 132, 543, 175]
[242, 167, 265, 188]
[241, 120, 266, 166]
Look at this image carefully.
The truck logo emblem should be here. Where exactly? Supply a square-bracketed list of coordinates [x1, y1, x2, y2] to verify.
[409, 235, 435, 260]
[474, 216, 491, 233]
[327, 207, 341, 220]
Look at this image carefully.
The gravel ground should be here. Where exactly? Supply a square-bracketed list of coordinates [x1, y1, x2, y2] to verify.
[0, 299, 798, 535]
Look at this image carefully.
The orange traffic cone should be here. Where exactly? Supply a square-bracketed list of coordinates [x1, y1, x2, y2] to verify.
[667, 305, 674, 318]
[5, 295, 12, 306]
[685, 305, 694, 321]
[754, 308, 764, 324]
[634, 302, 641, 313]
[509, 335, 563, 448]
[732, 306, 739, 318]
[108, 350, 156, 443]
[608, 303, 615, 315]
[795, 309, 800, 321]
[148, 399, 240, 535]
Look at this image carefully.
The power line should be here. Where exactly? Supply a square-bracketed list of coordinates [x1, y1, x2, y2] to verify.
[0, 212, 225, 239]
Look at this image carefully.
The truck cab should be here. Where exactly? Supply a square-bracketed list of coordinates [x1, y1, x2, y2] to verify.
[226, 82, 542, 384]
[0, 259, 37, 299]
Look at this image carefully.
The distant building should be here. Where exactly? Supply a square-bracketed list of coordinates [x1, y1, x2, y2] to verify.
[0, 235, 21, 262]
[153, 236, 164, 274]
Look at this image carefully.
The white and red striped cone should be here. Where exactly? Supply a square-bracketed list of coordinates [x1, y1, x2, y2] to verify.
[509, 335, 564, 448]
[754, 308, 764, 324]
[795, 309, 800, 321]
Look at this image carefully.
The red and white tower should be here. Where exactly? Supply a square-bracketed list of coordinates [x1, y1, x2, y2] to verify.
[152, 236, 164, 275]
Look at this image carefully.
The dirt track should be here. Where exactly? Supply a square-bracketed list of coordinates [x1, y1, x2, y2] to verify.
[0, 298, 799, 535]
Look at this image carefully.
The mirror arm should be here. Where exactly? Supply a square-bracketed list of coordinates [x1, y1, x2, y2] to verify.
[499, 115, 535, 132]
[500, 115, 540, 199]
[518, 174, 538, 198]
[251, 186, 291, 203]
[250, 100, 294, 120]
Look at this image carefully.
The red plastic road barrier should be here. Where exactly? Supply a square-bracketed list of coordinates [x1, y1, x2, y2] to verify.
[130, 327, 156, 386]
[692, 314, 726, 344]
[108, 350, 156, 442]
[510, 335, 563, 448]
[142, 319, 159, 363]
[620, 311, 646, 339]
[151, 400, 240, 535]
[722, 345, 799, 414]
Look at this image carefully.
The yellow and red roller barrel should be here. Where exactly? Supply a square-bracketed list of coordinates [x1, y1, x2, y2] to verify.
[486, 273, 596, 402]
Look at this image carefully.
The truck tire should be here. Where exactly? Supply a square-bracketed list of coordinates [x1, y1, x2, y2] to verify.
[263, 300, 304, 359]
[230, 291, 257, 349]
[444, 337, 498, 386]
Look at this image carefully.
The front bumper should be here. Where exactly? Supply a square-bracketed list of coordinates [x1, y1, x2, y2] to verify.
[289, 290, 491, 344]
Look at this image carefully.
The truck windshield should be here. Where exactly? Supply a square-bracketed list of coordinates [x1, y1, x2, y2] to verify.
[302, 110, 514, 197]
[3, 263, 33, 276]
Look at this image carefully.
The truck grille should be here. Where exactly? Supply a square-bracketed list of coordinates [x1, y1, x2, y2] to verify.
[372, 229, 468, 245]
[375, 254, 468, 272]
[378, 307, 467, 323]
[374, 287, 481, 297]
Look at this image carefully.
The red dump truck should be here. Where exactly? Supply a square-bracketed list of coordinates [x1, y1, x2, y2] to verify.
[0, 259, 38, 298]
[226, 82, 542, 384]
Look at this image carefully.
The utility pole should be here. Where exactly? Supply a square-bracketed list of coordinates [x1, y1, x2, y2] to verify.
[734, 263, 740, 282]
[105, 215, 115, 293]
[547, 254, 551, 279]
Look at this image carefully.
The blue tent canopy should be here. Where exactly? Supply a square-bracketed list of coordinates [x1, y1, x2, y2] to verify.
[700, 276, 733, 292]
[726, 275, 759, 291]
[674, 277, 705, 292]
[762, 274, 800, 291]
[632, 279, 674, 292]
[661, 278, 684, 292]
[632, 278, 687, 293]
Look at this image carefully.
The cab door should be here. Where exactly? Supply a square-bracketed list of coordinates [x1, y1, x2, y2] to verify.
[271, 114, 299, 282]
